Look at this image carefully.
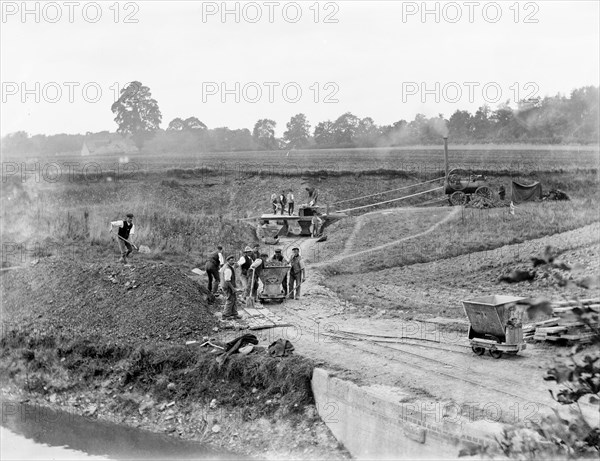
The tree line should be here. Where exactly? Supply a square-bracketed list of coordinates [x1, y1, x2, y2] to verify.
[2, 82, 597, 156]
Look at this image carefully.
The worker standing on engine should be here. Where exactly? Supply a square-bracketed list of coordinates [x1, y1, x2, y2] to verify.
[278, 191, 287, 215]
[286, 190, 295, 215]
[306, 187, 318, 206]
[271, 193, 279, 214]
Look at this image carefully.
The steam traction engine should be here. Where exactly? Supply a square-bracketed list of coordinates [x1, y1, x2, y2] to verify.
[444, 168, 495, 206]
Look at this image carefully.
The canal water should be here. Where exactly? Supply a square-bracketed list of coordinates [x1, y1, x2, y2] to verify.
[1, 401, 242, 460]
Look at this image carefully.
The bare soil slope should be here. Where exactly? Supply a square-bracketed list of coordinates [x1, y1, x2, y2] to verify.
[262, 221, 599, 426]
[1, 259, 218, 345]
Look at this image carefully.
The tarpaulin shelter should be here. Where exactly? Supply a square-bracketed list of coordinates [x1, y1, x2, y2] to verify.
[511, 181, 542, 204]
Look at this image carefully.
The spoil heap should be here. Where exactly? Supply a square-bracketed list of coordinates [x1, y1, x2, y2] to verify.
[1, 258, 218, 345]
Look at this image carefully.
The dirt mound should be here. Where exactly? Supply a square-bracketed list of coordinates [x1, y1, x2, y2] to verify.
[1, 258, 218, 345]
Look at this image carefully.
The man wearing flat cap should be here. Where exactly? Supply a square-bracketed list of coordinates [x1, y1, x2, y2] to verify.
[110, 213, 135, 263]
[288, 247, 305, 299]
[221, 255, 241, 319]
[237, 246, 255, 299]
[271, 248, 289, 297]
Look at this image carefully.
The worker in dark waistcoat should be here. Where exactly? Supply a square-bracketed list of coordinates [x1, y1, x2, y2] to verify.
[110, 213, 135, 263]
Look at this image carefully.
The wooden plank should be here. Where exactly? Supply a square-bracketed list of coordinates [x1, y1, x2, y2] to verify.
[533, 318, 560, 327]
[554, 298, 599, 306]
[537, 326, 568, 334]
[560, 332, 595, 339]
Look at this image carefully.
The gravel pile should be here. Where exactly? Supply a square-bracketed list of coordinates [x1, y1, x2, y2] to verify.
[1, 258, 218, 345]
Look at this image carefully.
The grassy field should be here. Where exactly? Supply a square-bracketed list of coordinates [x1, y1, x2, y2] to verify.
[319, 195, 599, 275]
[7, 145, 598, 179]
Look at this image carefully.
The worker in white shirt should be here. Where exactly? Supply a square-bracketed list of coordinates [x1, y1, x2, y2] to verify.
[109, 213, 135, 263]
[221, 255, 242, 320]
[237, 246, 255, 299]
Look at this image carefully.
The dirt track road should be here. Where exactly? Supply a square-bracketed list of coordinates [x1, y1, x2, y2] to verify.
[264, 209, 599, 426]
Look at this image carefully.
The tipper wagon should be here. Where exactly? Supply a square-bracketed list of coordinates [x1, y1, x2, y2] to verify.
[462, 295, 527, 359]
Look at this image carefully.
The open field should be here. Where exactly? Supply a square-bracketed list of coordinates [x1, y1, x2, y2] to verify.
[5, 146, 599, 179]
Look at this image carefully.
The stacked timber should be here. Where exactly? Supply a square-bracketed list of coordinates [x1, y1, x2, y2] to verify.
[526, 298, 599, 343]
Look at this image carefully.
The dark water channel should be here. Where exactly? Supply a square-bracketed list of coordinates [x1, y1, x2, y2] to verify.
[1, 401, 244, 460]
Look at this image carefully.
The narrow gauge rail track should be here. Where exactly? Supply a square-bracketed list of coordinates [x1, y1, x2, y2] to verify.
[280, 306, 551, 410]
[321, 329, 551, 408]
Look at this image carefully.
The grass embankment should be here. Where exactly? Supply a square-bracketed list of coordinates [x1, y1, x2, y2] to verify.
[0, 330, 348, 459]
[1, 176, 258, 269]
[318, 172, 600, 274]
[322, 198, 599, 275]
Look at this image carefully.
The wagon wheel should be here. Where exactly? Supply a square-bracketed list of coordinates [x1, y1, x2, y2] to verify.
[450, 191, 467, 206]
[472, 346, 485, 356]
[447, 168, 468, 191]
[475, 186, 494, 205]
[489, 350, 503, 359]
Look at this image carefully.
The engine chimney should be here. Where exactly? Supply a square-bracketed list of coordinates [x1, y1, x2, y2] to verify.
[443, 136, 449, 179]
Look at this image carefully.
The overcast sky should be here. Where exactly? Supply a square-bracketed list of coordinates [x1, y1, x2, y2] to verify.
[1, 0, 598, 136]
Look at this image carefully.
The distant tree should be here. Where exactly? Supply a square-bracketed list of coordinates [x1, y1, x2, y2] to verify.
[283, 113, 311, 148]
[183, 117, 207, 131]
[167, 117, 207, 132]
[472, 105, 491, 140]
[313, 120, 336, 147]
[332, 112, 360, 146]
[448, 110, 474, 141]
[1, 131, 32, 154]
[379, 120, 408, 146]
[111, 81, 162, 149]
[355, 117, 380, 147]
[568, 86, 599, 141]
[407, 114, 429, 143]
[252, 119, 278, 150]
[167, 118, 186, 131]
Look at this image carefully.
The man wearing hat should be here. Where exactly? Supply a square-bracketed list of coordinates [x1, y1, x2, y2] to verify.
[110, 213, 135, 263]
[205, 245, 223, 295]
[288, 247, 305, 299]
[271, 248, 289, 297]
[221, 255, 241, 319]
[237, 246, 255, 299]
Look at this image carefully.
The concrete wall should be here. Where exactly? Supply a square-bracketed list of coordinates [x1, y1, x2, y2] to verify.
[311, 368, 503, 460]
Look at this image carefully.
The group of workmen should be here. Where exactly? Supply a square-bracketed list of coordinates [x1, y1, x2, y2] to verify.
[205, 244, 306, 320]
[270, 187, 318, 215]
